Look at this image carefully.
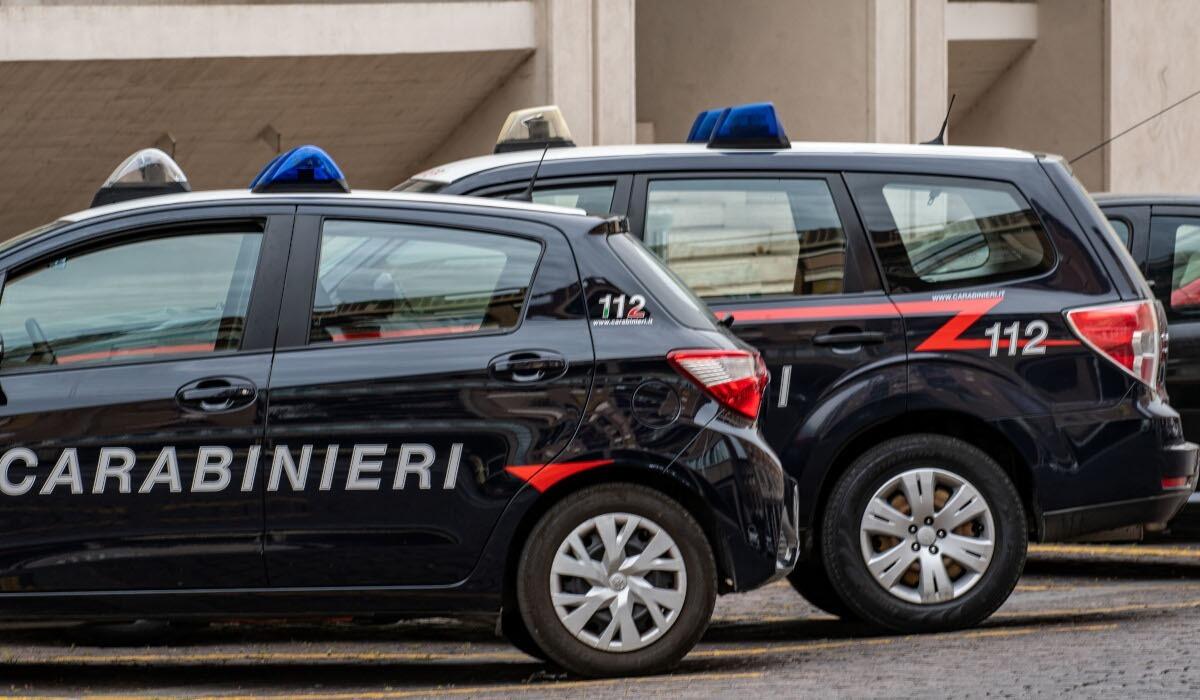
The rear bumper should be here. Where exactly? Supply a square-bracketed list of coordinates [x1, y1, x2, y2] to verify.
[1041, 438, 1198, 541]
[712, 475, 800, 592]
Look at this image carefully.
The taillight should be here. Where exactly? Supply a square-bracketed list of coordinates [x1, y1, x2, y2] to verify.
[667, 349, 769, 420]
[1065, 300, 1161, 387]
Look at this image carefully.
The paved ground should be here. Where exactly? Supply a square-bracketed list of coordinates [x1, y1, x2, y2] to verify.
[3, 543, 1200, 698]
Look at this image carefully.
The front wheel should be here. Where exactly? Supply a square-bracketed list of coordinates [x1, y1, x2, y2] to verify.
[516, 483, 716, 677]
[822, 434, 1027, 633]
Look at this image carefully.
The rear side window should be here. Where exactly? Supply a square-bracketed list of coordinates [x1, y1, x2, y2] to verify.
[0, 228, 262, 371]
[531, 184, 616, 215]
[847, 174, 1054, 293]
[607, 233, 717, 330]
[1149, 216, 1200, 313]
[642, 179, 847, 300]
[309, 220, 542, 344]
[1106, 218, 1132, 250]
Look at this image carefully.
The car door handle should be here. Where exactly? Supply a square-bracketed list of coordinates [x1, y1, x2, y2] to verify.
[812, 331, 887, 346]
[489, 350, 568, 384]
[176, 377, 257, 412]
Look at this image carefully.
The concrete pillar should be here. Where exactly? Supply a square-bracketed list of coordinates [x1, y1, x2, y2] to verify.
[868, 0, 946, 144]
[592, 0, 637, 146]
[910, 0, 948, 143]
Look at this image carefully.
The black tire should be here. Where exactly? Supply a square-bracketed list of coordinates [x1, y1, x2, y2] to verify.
[500, 606, 547, 661]
[822, 434, 1027, 633]
[786, 556, 858, 620]
[517, 483, 716, 677]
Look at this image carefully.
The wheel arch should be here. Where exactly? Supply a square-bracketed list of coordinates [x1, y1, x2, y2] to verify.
[808, 410, 1041, 543]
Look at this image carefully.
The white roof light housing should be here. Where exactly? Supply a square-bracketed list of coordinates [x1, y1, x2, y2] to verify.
[91, 148, 191, 208]
[494, 105, 576, 154]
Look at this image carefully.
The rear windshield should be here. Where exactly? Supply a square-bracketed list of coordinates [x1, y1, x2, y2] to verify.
[608, 233, 717, 331]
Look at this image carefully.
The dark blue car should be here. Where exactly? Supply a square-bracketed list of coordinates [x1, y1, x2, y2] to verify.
[404, 103, 1200, 633]
[0, 146, 798, 677]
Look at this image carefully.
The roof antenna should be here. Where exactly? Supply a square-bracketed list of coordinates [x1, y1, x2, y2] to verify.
[513, 146, 550, 202]
[923, 94, 956, 146]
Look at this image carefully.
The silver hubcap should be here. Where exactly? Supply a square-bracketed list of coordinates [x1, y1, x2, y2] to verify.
[859, 467, 995, 605]
[550, 512, 687, 653]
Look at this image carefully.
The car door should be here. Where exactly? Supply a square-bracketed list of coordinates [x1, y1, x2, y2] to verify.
[627, 173, 906, 468]
[1143, 207, 1200, 439]
[0, 206, 291, 591]
[263, 205, 592, 587]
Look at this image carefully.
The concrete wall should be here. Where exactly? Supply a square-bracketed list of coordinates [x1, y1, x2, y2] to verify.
[952, 0, 1107, 189]
[635, 0, 945, 144]
[1105, 0, 1200, 194]
[415, 0, 637, 170]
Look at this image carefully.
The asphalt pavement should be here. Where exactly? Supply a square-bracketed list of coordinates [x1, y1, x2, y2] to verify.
[3, 543, 1200, 698]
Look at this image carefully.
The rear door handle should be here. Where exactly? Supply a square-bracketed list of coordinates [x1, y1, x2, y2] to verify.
[489, 350, 568, 384]
[176, 377, 258, 413]
[812, 331, 887, 346]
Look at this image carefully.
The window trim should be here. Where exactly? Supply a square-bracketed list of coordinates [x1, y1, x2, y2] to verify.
[467, 174, 632, 217]
[278, 208, 548, 352]
[0, 215, 286, 376]
[843, 172, 1060, 295]
[627, 171, 880, 303]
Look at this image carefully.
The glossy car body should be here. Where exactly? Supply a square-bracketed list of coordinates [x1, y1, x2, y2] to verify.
[0, 190, 797, 622]
[408, 143, 1199, 547]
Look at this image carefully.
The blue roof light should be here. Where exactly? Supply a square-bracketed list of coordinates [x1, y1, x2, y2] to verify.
[707, 102, 790, 149]
[250, 145, 349, 193]
[686, 108, 727, 143]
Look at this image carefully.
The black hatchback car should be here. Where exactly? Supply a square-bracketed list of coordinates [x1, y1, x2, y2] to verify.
[0, 146, 797, 678]
[404, 103, 1199, 633]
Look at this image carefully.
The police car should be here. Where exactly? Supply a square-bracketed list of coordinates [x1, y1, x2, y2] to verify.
[1094, 193, 1200, 529]
[402, 103, 1200, 633]
[0, 146, 799, 678]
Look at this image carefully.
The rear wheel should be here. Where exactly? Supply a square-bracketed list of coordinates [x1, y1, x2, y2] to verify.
[517, 484, 716, 677]
[787, 555, 858, 620]
[821, 434, 1026, 632]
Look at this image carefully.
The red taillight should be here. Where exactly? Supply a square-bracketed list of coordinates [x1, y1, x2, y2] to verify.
[1161, 476, 1191, 490]
[1065, 300, 1160, 386]
[667, 349, 769, 420]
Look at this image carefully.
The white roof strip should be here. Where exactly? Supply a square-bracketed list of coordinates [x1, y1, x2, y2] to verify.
[57, 189, 588, 225]
[409, 142, 1038, 184]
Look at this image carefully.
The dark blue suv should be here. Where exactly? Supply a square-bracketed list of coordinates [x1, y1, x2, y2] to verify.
[402, 103, 1199, 633]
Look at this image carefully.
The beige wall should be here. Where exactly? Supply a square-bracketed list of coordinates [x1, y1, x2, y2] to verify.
[952, 0, 1107, 189]
[1105, 0, 1200, 194]
[635, 0, 945, 145]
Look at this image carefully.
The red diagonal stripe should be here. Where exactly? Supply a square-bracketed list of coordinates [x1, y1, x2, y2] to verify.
[505, 459, 614, 492]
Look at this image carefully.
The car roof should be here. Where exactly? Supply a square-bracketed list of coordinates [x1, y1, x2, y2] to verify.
[0, 189, 595, 259]
[409, 142, 1039, 185]
[1092, 193, 1200, 208]
[57, 189, 588, 225]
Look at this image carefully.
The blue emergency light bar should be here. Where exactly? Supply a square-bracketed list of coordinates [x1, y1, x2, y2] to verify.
[251, 145, 349, 194]
[687, 102, 790, 149]
[686, 108, 726, 143]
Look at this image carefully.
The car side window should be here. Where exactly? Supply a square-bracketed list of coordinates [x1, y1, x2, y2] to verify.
[1106, 217, 1133, 250]
[0, 227, 263, 371]
[846, 174, 1054, 293]
[530, 184, 616, 215]
[1150, 216, 1200, 313]
[309, 220, 542, 344]
[642, 178, 847, 300]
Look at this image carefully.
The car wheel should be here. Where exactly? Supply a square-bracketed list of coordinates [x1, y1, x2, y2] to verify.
[786, 556, 858, 620]
[517, 483, 716, 677]
[500, 606, 547, 661]
[822, 434, 1026, 633]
